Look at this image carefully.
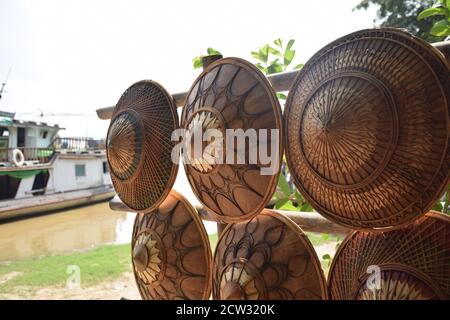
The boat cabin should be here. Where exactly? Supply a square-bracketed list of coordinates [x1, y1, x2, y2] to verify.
[0, 111, 112, 213]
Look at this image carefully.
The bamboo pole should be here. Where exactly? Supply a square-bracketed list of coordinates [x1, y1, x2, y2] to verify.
[109, 196, 349, 235]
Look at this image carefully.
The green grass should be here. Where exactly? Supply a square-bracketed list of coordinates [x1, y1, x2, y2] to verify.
[208, 233, 218, 251]
[0, 232, 330, 293]
[305, 232, 341, 247]
[305, 232, 342, 276]
[0, 234, 220, 293]
[0, 244, 131, 292]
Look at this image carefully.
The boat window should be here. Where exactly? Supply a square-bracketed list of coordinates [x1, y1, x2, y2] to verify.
[0, 175, 21, 200]
[102, 161, 109, 174]
[75, 164, 86, 177]
[17, 127, 25, 147]
[0, 127, 9, 137]
[0, 127, 8, 150]
[32, 171, 50, 196]
[41, 130, 48, 139]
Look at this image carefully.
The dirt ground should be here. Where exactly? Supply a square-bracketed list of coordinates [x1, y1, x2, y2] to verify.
[0, 271, 140, 300]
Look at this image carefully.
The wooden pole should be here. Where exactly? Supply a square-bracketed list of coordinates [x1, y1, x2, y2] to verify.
[109, 196, 349, 235]
[433, 41, 450, 66]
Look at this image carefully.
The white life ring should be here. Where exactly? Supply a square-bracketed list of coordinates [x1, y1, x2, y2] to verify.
[12, 149, 25, 167]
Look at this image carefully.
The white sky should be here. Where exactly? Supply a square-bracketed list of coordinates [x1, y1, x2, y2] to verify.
[0, 0, 377, 138]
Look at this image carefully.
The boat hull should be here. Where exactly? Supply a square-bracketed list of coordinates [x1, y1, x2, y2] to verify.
[0, 186, 115, 222]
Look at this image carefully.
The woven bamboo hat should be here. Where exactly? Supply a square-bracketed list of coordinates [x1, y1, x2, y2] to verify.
[181, 57, 283, 223]
[131, 190, 212, 300]
[285, 28, 450, 231]
[212, 210, 327, 300]
[328, 211, 450, 300]
[106, 80, 179, 213]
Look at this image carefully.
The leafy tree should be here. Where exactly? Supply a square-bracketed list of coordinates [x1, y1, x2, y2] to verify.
[251, 39, 303, 100]
[355, 0, 446, 42]
[418, 0, 450, 37]
[251, 39, 312, 212]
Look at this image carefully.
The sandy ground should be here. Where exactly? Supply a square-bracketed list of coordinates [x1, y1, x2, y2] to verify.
[0, 271, 140, 300]
[0, 242, 338, 300]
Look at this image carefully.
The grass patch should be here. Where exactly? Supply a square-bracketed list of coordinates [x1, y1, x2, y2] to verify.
[0, 244, 131, 292]
[306, 232, 341, 247]
[0, 234, 220, 293]
[208, 233, 218, 251]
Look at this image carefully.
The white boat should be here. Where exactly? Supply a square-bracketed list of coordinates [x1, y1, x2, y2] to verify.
[0, 110, 114, 221]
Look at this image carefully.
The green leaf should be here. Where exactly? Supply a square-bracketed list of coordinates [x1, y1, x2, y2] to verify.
[279, 200, 298, 211]
[276, 92, 287, 100]
[284, 39, 296, 67]
[294, 63, 304, 70]
[321, 233, 330, 241]
[418, 7, 447, 20]
[192, 56, 203, 69]
[268, 46, 282, 58]
[293, 190, 314, 212]
[277, 174, 291, 197]
[274, 38, 283, 48]
[284, 50, 295, 67]
[274, 197, 289, 209]
[259, 44, 269, 64]
[294, 190, 304, 204]
[267, 61, 283, 74]
[286, 39, 295, 51]
[430, 19, 450, 36]
[433, 201, 443, 212]
[251, 51, 264, 62]
[207, 47, 221, 55]
[255, 63, 267, 74]
[300, 202, 314, 212]
[322, 254, 331, 260]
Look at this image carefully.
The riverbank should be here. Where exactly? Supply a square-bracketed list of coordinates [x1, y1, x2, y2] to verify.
[0, 232, 339, 299]
[0, 244, 131, 298]
[0, 233, 220, 299]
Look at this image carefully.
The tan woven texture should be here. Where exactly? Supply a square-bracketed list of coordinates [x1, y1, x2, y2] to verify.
[213, 210, 327, 300]
[328, 212, 450, 300]
[285, 28, 450, 231]
[131, 190, 212, 300]
[107, 80, 179, 213]
[181, 57, 283, 223]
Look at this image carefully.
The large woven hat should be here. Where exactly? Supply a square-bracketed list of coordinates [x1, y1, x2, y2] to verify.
[328, 211, 450, 300]
[212, 209, 327, 300]
[106, 80, 179, 213]
[285, 28, 450, 231]
[181, 57, 283, 223]
[131, 190, 212, 300]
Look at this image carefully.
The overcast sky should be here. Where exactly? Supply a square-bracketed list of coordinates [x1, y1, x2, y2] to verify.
[0, 0, 377, 138]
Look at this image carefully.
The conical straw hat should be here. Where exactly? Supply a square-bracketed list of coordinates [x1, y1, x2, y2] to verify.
[212, 209, 327, 300]
[107, 80, 179, 213]
[181, 57, 283, 223]
[328, 211, 450, 300]
[131, 190, 212, 300]
[285, 28, 450, 231]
